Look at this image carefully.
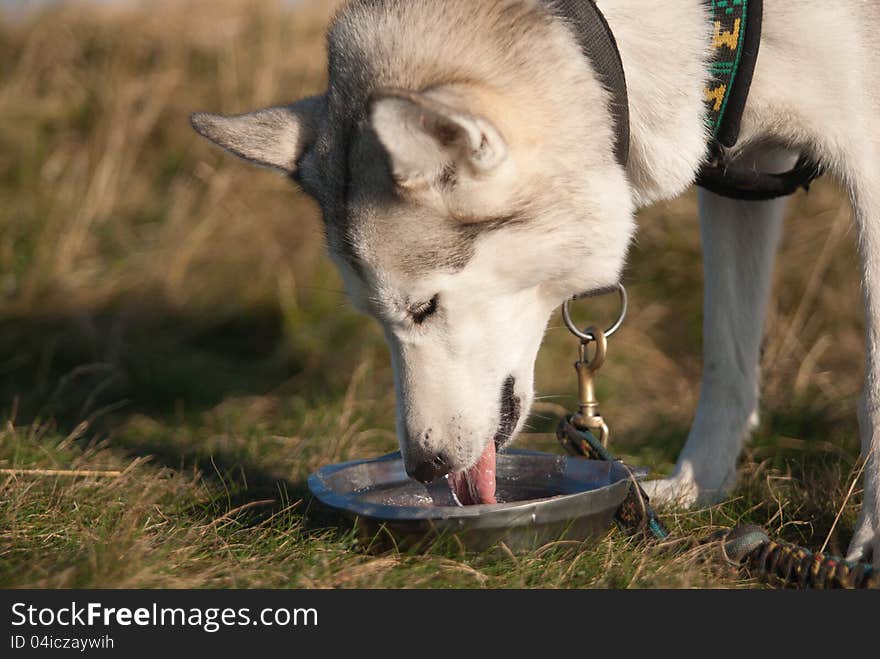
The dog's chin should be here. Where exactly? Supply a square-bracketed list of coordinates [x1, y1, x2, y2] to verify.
[448, 376, 522, 506]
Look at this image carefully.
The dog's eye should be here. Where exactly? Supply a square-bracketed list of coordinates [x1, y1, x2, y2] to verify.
[409, 295, 439, 324]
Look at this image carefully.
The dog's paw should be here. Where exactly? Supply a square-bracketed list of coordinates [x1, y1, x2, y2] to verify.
[846, 506, 880, 567]
[641, 476, 700, 509]
[642, 473, 730, 509]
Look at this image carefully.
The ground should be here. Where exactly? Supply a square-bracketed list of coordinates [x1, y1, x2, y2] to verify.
[0, 0, 867, 588]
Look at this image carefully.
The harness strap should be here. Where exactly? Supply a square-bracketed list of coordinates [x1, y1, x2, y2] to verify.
[702, 0, 763, 148]
[696, 0, 824, 199]
[696, 149, 824, 201]
[549, 0, 630, 167]
[551, 0, 822, 200]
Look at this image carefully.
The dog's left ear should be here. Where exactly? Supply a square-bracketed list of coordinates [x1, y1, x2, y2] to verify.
[370, 89, 508, 187]
[190, 95, 323, 175]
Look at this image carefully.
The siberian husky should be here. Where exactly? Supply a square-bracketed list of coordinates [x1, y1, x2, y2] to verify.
[191, 0, 880, 563]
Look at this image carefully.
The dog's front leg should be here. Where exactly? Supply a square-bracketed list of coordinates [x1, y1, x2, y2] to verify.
[848, 173, 880, 565]
[644, 152, 793, 507]
[850, 390, 880, 565]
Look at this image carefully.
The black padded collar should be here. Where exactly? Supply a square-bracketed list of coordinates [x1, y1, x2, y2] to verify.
[547, 0, 630, 167]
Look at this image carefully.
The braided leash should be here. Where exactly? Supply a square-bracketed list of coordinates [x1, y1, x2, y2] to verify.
[720, 525, 879, 589]
[560, 288, 877, 588]
[557, 415, 668, 542]
[557, 416, 879, 589]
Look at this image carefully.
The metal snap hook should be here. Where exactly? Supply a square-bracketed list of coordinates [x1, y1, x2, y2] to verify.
[578, 327, 607, 372]
[562, 283, 628, 342]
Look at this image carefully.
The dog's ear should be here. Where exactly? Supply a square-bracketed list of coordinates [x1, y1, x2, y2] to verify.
[370, 90, 507, 187]
[190, 95, 322, 175]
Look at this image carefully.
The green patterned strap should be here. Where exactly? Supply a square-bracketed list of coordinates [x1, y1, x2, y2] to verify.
[696, 0, 825, 199]
[703, 0, 762, 147]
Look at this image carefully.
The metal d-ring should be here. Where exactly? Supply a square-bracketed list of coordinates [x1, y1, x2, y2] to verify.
[562, 283, 628, 342]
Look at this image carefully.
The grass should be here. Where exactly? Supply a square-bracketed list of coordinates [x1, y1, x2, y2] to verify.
[0, 0, 868, 588]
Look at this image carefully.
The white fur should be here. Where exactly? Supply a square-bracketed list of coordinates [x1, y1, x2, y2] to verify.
[192, 0, 880, 564]
[642, 150, 793, 506]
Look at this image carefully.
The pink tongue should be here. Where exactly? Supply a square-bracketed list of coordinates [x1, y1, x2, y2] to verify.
[448, 441, 497, 505]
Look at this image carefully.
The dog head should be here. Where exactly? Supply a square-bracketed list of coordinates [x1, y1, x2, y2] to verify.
[191, 1, 635, 502]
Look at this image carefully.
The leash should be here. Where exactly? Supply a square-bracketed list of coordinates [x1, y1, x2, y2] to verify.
[558, 287, 878, 588]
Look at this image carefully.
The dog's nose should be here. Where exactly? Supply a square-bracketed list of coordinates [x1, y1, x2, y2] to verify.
[406, 453, 452, 484]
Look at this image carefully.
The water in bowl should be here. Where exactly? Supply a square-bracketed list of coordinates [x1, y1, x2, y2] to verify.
[355, 474, 571, 508]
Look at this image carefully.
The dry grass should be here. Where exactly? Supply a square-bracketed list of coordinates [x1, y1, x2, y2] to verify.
[0, 0, 867, 588]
